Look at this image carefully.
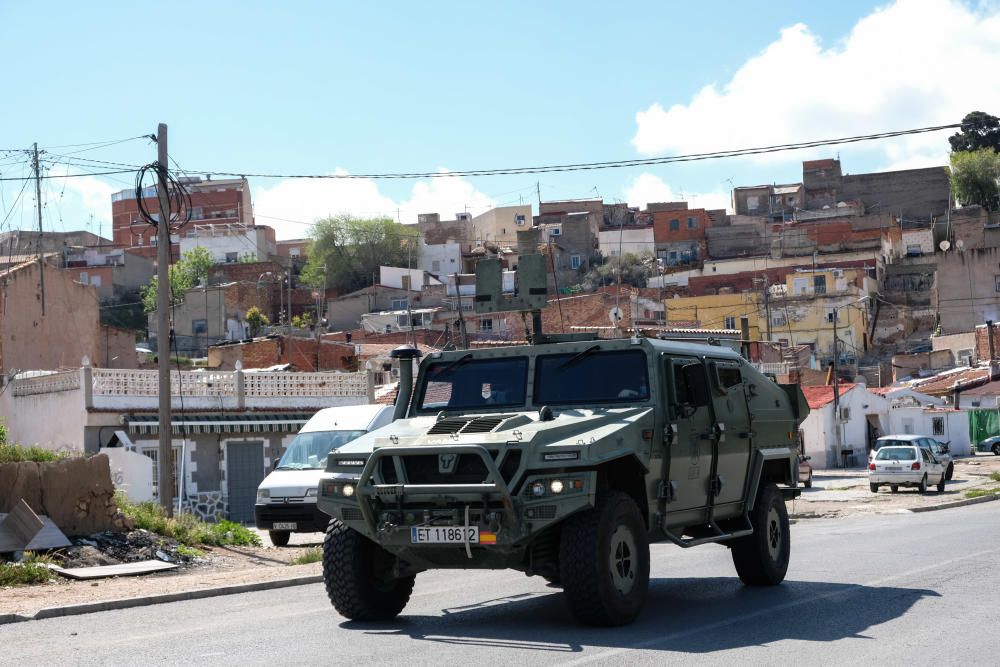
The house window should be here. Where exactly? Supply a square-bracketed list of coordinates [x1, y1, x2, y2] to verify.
[391, 298, 408, 310]
[669, 219, 679, 231]
[516, 215, 526, 225]
[150, 236, 157, 247]
[549, 227, 561, 236]
[192, 319, 208, 334]
[771, 314, 787, 327]
[932, 417, 945, 436]
[79, 272, 89, 284]
[724, 316, 736, 329]
[747, 196, 759, 212]
[431, 260, 441, 272]
[289, 247, 301, 258]
[687, 217, 697, 229]
[570, 255, 582, 269]
[995, 275, 1000, 292]
[90, 275, 102, 288]
[668, 251, 678, 262]
[814, 275, 826, 295]
[479, 319, 494, 332]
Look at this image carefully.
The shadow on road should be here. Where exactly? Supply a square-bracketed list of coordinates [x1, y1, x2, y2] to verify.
[344, 576, 939, 654]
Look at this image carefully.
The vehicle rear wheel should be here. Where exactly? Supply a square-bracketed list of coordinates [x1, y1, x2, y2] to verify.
[731, 483, 790, 586]
[918, 475, 928, 494]
[559, 491, 649, 626]
[870, 483, 879, 493]
[322, 519, 414, 621]
[890, 485, 899, 493]
[268, 530, 290, 547]
[993, 443, 1000, 456]
[937, 475, 946, 493]
[945, 463, 954, 481]
[804, 472, 812, 489]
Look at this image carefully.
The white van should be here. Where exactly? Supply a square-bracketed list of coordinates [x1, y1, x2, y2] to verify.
[255, 404, 394, 546]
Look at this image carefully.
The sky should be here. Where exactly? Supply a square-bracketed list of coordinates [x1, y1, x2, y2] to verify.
[1, 0, 999, 241]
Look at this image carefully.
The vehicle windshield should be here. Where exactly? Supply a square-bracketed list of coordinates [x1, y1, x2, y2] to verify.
[416, 357, 528, 412]
[875, 439, 914, 450]
[875, 447, 917, 461]
[534, 349, 650, 406]
[276, 430, 367, 469]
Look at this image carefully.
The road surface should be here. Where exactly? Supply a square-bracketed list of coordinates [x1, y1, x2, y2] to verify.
[3, 502, 998, 666]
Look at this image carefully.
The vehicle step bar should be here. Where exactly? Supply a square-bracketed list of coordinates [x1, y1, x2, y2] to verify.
[662, 512, 754, 549]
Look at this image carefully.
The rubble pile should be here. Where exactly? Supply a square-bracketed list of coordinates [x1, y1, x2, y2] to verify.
[61, 529, 201, 569]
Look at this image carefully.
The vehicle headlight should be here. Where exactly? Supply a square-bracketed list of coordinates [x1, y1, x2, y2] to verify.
[256, 488, 270, 502]
[305, 487, 318, 498]
[342, 483, 355, 498]
[531, 482, 546, 497]
[549, 479, 565, 494]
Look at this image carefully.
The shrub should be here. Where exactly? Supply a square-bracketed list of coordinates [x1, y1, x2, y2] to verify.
[116, 493, 261, 547]
[289, 547, 322, 566]
[0, 552, 55, 587]
[964, 487, 1000, 499]
[0, 445, 65, 463]
[989, 472, 1000, 483]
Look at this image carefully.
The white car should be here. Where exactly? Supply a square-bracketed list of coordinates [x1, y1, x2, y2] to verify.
[255, 404, 394, 546]
[869, 445, 946, 494]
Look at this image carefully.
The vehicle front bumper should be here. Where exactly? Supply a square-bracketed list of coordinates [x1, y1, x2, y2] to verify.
[254, 502, 329, 532]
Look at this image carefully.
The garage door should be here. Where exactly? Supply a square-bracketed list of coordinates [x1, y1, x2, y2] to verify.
[226, 441, 266, 524]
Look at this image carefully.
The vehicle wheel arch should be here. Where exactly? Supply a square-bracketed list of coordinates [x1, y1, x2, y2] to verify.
[594, 455, 649, 529]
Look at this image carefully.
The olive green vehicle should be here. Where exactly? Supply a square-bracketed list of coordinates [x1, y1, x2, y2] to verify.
[316, 260, 809, 626]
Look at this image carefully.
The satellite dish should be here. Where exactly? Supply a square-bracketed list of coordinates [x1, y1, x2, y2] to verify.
[956, 239, 965, 250]
[609, 307, 624, 325]
[939, 240, 951, 252]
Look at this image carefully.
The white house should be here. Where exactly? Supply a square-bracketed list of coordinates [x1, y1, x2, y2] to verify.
[799, 384, 889, 469]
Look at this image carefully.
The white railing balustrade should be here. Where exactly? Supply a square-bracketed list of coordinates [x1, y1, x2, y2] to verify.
[12, 370, 80, 396]
[91, 369, 237, 397]
[244, 371, 369, 398]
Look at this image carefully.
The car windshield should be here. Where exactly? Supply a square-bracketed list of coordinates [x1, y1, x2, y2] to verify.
[416, 357, 528, 412]
[277, 430, 367, 469]
[534, 349, 650, 406]
[875, 447, 917, 461]
[875, 439, 914, 450]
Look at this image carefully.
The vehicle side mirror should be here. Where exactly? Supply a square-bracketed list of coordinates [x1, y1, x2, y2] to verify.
[804, 456, 811, 461]
[681, 363, 710, 408]
[272, 459, 279, 471]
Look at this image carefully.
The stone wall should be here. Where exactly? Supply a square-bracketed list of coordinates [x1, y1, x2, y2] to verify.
[0, 454, 123, 536]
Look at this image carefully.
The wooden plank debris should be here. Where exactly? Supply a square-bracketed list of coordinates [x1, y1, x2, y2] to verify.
[49, 560, 179, 580]
[0, 512, 72, 551]
[0, 500, 45, 552]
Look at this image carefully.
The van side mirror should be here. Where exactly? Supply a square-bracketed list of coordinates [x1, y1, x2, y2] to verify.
[272, 459, 279, 471]
[681, 363, 710, 409]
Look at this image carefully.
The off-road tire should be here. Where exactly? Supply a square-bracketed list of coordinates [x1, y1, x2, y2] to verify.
[945, 463, 954, 481]
[918, 475, 928, 494]
[731, 483, 790, 586]
[268, 530, 290, 547]
[870, 483, 879, 493]
[322, 519, 414, 621]
[559, 491, 649, 626]
[937, 475, 946, 493]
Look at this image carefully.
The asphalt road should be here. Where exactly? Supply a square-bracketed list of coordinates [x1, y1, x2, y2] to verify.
[4, 502, 999, 666]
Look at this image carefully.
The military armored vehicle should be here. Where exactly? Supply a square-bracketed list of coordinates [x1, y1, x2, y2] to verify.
[316, 257, 809, 626]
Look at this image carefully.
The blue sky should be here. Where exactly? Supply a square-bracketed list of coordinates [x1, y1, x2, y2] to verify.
[2, 1, 998, 239]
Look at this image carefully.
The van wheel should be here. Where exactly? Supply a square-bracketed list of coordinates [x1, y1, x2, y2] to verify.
[870, 483, 879, 493]
[559, 491, 649, 626]
[945, 463, 954, 481]
[890, 485, 899, 493]
[993, 443, 1000, 456]
[918, 475, 928, 494]
[804, 472, 812, 489]
[322, 519, 414, 621]
[268, 530, 290, 547]
[731, 484, 790, 586]
[937, 475, 946, 493]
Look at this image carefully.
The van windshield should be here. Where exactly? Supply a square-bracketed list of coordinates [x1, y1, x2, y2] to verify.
[277, 430, 366, 470]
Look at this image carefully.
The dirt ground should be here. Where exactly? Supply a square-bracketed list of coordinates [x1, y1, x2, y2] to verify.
[2, 456, 998, 619]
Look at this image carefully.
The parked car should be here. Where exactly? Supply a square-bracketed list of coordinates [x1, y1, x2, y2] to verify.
[871, 434, 954, 480]
[976, 435, 1000, 455]
[869, 445, 946, 494]
[798, 455, 813, 488]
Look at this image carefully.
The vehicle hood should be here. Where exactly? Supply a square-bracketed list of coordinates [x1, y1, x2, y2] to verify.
[258, 468, 325, 497]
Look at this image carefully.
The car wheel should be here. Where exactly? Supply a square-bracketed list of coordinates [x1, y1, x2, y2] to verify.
[322, 519, 415, 621]
[559, 491, 650, 626]
[804, 472, 812, 489]
[918, 475, 928, 494]
[945, 463, 954, 481]
[870, 483, 879, 493]
[268, 530, 291, 547]
[993, 443, 1000, 456]
[890, 485, 899, 493]
[937, 474, 946, 493]
[731, 484, 790, 587]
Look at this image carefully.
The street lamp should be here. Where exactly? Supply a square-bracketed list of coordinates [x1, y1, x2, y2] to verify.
[831, 295, 872, 468]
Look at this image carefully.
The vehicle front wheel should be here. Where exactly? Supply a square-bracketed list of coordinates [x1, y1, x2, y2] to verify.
[268, 530, 290, 547]
[870, 483, 879, 493]
[918, 475, 928, 494]
[937, 475, 946, 493]
[945, 463, 954, 481]
[993, 443, 1000, 456]
[322, 519, 415, 621]
[559, 491, 650, 626]
[731, 483, 790, 586]
[890, 485, 899, 493]
[804, 472, 812, 489]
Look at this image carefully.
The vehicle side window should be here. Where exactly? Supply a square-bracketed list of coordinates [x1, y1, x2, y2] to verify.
[921, 449, 931, 462]
[716, 365, 742, 390]
[672, 363, 690, 405]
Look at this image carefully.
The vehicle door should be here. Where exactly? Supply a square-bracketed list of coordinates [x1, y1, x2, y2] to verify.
[920, 447, 943, 483]
[707, 359, 751, 505]
[663, 356, 713, 512]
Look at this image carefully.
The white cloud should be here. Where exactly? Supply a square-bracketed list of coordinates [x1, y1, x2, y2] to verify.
[632, 0, 1000, 169]
[623, 173, 730, 212]
[253, 169, 496, 239]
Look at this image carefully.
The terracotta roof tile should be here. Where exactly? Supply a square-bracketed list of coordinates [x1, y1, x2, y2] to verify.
[801, 383, 856, 409]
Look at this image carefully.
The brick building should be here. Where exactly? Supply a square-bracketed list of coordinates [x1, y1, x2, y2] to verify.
[652, 207, 712, 265]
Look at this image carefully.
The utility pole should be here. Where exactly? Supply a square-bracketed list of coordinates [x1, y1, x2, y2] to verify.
[154, 123, 174, 515]
[763, 278, 772, 341]
[287, 269, 292, 339]
[31, 143, 45, 316]
[536, 181, 541, 208]
[832, 307, 842, 468]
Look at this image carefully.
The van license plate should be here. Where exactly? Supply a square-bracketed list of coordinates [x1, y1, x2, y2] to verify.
[410, 527, 479, 544]
[273, 522, 296, 530]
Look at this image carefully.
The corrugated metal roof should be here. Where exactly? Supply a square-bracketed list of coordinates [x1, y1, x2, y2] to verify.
[125, 413, 312, 435]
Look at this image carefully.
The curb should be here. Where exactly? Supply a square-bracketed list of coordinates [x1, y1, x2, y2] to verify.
[0, 574, 323, 626]
[909, 492, 1000, 513]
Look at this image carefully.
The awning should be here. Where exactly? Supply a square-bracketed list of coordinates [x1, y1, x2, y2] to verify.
[124, 413, 312, 436]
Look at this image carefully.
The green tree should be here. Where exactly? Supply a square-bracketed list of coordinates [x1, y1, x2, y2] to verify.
[141, 246, 216, 312]
[304, 215, 413, 294]
[949, 111, 1000, 153]
[245, 306, 269, 337]
[576, 251, 658, 292]
[950, 149, 1000, 211]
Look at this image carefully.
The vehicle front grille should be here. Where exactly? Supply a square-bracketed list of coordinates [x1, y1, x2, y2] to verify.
[375, 449, 522, 486]
[341, 507, 363, 521]
[256, 508, 317, 524]
[426, 415, 506, 435]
